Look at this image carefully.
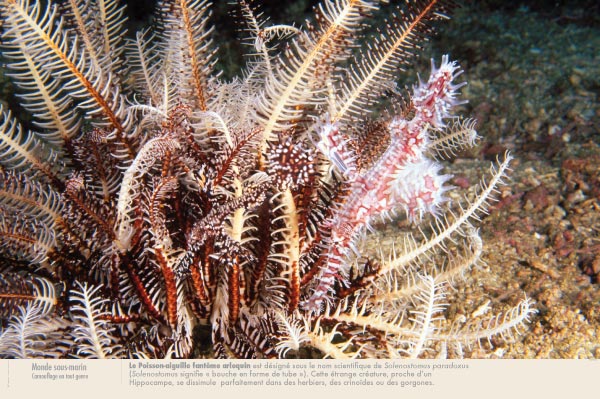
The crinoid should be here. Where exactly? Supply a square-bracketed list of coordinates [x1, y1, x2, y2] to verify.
[0, 0, 535, 359]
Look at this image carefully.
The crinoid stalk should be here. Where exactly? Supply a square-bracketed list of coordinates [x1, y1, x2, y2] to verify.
[0, 0, 536, 359]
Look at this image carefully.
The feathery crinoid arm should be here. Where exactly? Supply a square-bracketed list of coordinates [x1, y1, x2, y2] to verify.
[0, 275, 62, 358]
[0, 209, 58, 269]
[256, 0, 380, 147]
[332, 0, 456, 124]
[64, 0, 128, 81]
[66, 283, 124, 358]
[0, 302, 62, 358]
[0, 109, 64, 269]
[114, 134, 181, 252]
[437, 296, 538, 357]
[0, 0, 134, 158]
[126, 28, 164, 107]
[0, 99, 73, 294]
[0, 106, 64, 184]
[0, 273, 57, 319]
[427, 117, 479, 159]
[2, 35, 82, 146]
[155, 0, 218, 111]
